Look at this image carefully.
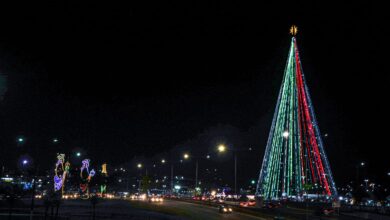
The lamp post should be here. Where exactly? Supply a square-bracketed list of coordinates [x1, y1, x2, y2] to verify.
[159, 159, 174, 194]
[183, 153, 199, 191]
[137, 163, 144, 192]
[217, 144, 252, 196]
[217, 144, 238, 195]
[356, 162, 365, 185]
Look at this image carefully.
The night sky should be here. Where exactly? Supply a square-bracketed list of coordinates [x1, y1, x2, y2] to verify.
[0, 2, 388, 186]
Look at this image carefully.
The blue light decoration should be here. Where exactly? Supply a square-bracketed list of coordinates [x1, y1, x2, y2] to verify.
[22, 181, 33, 190]
[54, 153, 70, 192]
[80, 159, 95, 199]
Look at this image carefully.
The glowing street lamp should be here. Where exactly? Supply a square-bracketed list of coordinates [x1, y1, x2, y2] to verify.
[183, 153, 189, 160]
[137, 163, 142, 168]
[18, 137, 24, 143]
[161, 159, 166, 164]
[217, 144, 241, 195]
[53, 138, 59, 143]
[23, 160, 28, 165]
[76, 152, 81, 157]
[217, 144, 226, 153]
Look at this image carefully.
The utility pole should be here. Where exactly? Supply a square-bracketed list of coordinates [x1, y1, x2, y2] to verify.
[234, 153, 237, 196]
[195, 160, 198, 191]
[171, 164, 174, 193]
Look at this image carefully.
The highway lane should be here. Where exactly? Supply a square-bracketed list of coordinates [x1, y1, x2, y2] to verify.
[159, 199, 268, 220]
[5, 199, 268, 220]
[5, 198, 385, 220]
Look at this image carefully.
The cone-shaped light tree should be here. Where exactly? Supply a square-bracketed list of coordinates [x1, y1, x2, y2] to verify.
[256, 26, 337, 200]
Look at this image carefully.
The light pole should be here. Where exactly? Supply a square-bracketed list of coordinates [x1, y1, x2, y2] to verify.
[217, 144, 238, 195]
[217, 144, 252, 196]
[356, 162, 365, 186]
[183, 153, 199, 192]
[159, 159, 175, 194]
[137, 163, 144, 192]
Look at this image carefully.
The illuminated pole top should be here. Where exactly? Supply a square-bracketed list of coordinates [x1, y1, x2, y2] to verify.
[290, 25, 298, 36]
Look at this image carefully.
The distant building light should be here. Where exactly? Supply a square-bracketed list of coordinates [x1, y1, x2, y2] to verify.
[1, 177, 13, 182]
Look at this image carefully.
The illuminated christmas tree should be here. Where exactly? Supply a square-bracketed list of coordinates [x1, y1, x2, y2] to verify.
[256, 26, 337, 200]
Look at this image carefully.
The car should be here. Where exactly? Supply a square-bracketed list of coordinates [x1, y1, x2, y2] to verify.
[239, 199, 256, 207]
[215, 198, 224, 203]
[239, 201, 249, 207]
[149, 196, 164, 203]
[264, 202, 281, 209]
[192, 195, 207, 201]
[322, 207, 335, 216]
[248, 200, 256, 206]
[218, 205, 233, 214]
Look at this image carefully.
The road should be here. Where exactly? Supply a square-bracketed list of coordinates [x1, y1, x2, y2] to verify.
[3, 198, 389, 220]
[156, 199, 268, 220]
[2, 199, 269, 220]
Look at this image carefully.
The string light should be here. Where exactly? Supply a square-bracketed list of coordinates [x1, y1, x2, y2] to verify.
[256, 29, 337, 200]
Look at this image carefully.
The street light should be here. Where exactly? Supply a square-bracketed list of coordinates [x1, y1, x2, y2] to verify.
[76, 152, 81, 157]
[137, 163, 143, 168]
[23, 160, 28, 165]
[53, 138, 58, 143]
[161, 159, 166, 164]
[18, 137, 24, 143]
[183, 153, 201, 194]
[217, 145, 226, 153]
[217, 144, 239, 196]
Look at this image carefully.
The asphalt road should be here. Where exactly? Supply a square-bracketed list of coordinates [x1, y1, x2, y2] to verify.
[3, 198, 390, 220]
[157, 199, 268, 220]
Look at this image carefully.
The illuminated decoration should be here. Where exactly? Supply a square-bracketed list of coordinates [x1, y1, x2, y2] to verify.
[100, 163, 108, 196]
[256, 28, 337, 200]
[289, 25, 298, 36]
[101, 163, 107, 175]
[54, 153, 70, 192]
[80, 159, 95, 199]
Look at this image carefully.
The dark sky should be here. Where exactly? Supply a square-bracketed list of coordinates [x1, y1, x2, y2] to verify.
[0, 2, 388, 185]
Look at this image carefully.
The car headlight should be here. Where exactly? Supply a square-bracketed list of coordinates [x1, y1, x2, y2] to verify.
[228, 208, 232, 211]
[223, 208, 227, 212]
